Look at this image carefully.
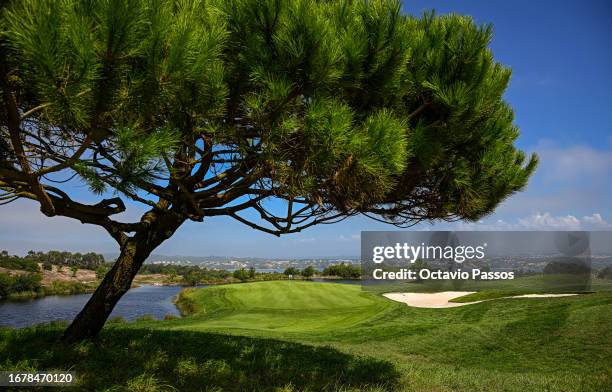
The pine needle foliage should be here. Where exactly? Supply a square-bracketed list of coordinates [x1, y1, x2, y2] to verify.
[1, 0, 536, 230]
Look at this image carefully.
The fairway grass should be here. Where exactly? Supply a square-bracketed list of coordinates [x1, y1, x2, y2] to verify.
[157, 280, 612, 390]
[174, 281, 392, 333]
[1, 280, 611, 391]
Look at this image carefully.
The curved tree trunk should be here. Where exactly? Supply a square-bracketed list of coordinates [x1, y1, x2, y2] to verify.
[62, 211, 184, 343]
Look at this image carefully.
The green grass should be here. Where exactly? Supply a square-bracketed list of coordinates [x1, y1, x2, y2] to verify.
[0, 324, 395, 392]
[448, 289, 598, 303]
[174, 281, 390, 334]
[363, 274, 612, 295]
[1, 279, 612, 391]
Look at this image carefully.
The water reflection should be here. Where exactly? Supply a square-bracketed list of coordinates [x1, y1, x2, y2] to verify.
[0, 285, 187, 328]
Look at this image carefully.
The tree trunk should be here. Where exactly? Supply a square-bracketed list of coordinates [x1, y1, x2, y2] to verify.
[62, 212, 184, 343]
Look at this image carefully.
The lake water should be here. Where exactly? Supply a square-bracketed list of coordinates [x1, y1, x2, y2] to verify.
[0, 285, 185, 328]
[0, 279, 361, 328]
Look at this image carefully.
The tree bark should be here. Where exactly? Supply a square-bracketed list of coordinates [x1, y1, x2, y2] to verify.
[61, 211, 184, 343]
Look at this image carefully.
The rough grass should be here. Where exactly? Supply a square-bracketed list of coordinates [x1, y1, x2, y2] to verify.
[0, 324, 396, 391]
[2, 279, 612, 391]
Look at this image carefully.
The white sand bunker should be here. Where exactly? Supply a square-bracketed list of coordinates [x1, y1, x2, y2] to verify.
[383, 291, 578, 308]
[383, 292, 479, 308]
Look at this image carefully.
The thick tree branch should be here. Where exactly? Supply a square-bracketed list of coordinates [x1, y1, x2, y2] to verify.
[3, 90, 56, 215]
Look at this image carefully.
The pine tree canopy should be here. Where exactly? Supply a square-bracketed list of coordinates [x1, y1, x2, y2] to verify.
[1, 0, 537, 238]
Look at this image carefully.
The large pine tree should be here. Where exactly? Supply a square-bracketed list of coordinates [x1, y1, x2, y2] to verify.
[0, 0, 536, 342]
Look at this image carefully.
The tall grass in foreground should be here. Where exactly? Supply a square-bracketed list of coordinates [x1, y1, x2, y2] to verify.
[0, 324, 398, 391]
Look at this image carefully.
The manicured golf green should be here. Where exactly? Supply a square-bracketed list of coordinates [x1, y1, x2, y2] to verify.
[1, 279, 611, 391]
[173, 281, 392, 333]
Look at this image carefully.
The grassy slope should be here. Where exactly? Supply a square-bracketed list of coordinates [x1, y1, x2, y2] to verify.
[1, 280, 611, 391]
[172, 280, 612, 391]
[174, 281, 391, 334]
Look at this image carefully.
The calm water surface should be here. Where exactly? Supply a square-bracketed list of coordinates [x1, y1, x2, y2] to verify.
[0, 285, 186, 328]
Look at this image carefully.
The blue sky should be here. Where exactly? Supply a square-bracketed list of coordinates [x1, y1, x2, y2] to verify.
[1, 0, 611, 257]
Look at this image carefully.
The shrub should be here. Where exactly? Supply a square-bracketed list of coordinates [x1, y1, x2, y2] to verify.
[70, 266, 79, 277]
[135, 314, 156, 322]
[175, 289, 202, 316]
[283, 267, 300, 276]
[0, 273, 12, 297]
[0, 254, 39, 272]
[95, 266, 109, 280]
[11, 273, 42, 292]
[0, 272, 42, 297]
[302, 266, 316, 278]
[322, 263, 361, 279]
[182, 271, 203, 286]
[233, 268, 250, 282]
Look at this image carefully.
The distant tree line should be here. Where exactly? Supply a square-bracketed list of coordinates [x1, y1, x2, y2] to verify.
[0, 251, 39, 272]
[138, 263, 213, 276]
[0, 250, 106, 271]
[184, 268, 233, 285]
[185, 266, 291, 285]
[138, 263, 232, 282]
[24, 250, 105, 270]
[0, 250, 101, 299]
[282, 263, 361, 279]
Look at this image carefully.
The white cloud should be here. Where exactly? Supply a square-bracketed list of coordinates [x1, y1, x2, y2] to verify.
[491, 140, 612, 219]
[455, 212, 610, 231]
[517, 212, 581, 229]
[582, 213, 607, 226]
